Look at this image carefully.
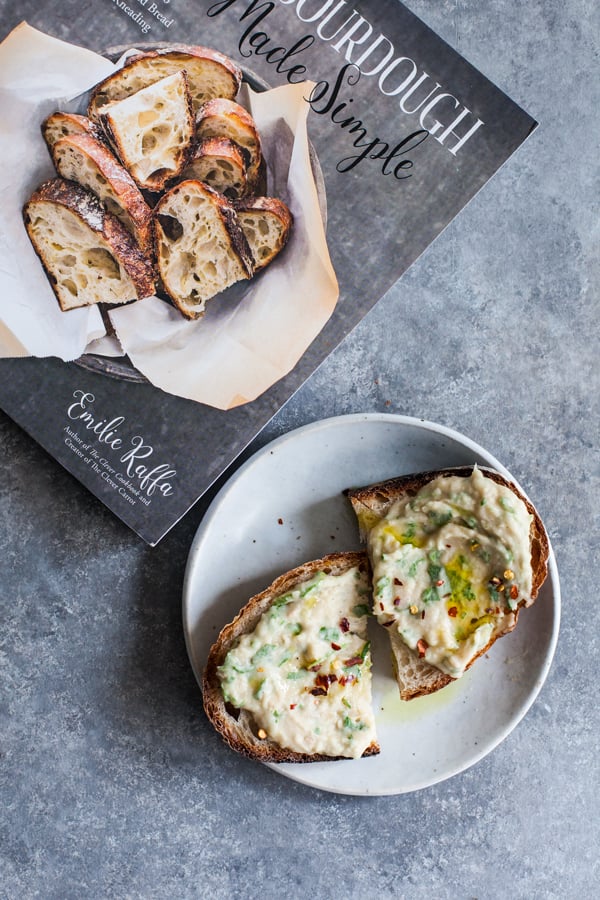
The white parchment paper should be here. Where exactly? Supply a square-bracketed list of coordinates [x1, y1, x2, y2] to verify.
[0, 24, 339, 409]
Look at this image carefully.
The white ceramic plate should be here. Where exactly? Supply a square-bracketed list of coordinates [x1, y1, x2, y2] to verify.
[182, 413, 560, 795]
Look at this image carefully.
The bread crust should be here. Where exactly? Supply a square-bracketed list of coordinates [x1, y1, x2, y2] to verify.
[202, 551, 380, 763]
[52, 133, 154, 252]
[23, 178, 155, 310]
[88, 45, 242, 119]
[345, 466, 549, 700]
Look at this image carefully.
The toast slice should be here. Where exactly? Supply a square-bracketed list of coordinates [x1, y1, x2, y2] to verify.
[153, 179, 254, 319]
[195, 98, 263, 192]
[52, 133, 154, 253]
[345, 466, 549, 700]
[42, 112, 105, 152]
[23, 178, 155, 311]
[88, 45, 242, 120]
[203, 552, 380, 762]
[236, 197, 293, 271]
[101, 71, 194, 192]
[181, 137, 248, 200]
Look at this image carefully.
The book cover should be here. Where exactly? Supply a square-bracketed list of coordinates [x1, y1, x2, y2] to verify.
[0, 0, 536, 544]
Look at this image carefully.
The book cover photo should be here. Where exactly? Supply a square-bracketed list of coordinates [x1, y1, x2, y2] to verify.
[0, 0, 536, 544]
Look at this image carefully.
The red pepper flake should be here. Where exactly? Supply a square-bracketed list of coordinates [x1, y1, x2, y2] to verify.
[394, 578, 403, 586]
[344, 656, 363, 668]
[421, 610, 425, 619]
[435, 580, 444, 587]
[339, 617, 350, 633]
[289, 703, 296, 710]
[510, 584, 519, 600]
[379, 602, 384, 611]
[277, 518, 283, 525]
[417, 639, 428, 658]
[312, 673, 338, 695]
[308, 663, 321, 672]
[331, 642, 341, 651]
[448, 606, 458, 617]
[393, 597, 402, 606]
[338, 674, 355, 686]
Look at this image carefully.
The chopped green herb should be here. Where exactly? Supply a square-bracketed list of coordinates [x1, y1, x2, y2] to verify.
[319, 626, 341, 642]
[376, 575, 391, 596]
[286, 671, 304, 680]
[499, 497, 515, 513]
[428, 509, 453, 528]
[254, 679, 265, 699]
[272, 592, 293, 609]
[251, 644, 275, 663]
[352, 603, 370, 617]
[343, 715, 366, 732]
[422, 586, 440, 604]
[300, 572, 326, 597]
[288, 622, 303, 636]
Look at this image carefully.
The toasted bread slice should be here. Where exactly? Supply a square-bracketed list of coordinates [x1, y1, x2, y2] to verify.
[42, 112, 105, 152]
[203, 552, 380, 762]
[101, 71, 194, 193]
[195, 98, 263, 192]
[88, 45, 242, 120]
[23, 178, 155, 311]
[346, 466, 549, 700]
[236, 197, 293, 271]
[181, 137, 248, 199]
[153, 179, 253, 319]
[52, 133, 153, 252]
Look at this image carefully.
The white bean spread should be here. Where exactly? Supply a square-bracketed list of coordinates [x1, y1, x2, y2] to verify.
[366, 468, 533, 678]
[217, 567, 376, 759]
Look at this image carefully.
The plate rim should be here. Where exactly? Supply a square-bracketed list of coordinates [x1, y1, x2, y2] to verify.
[182, 412, 561, 795]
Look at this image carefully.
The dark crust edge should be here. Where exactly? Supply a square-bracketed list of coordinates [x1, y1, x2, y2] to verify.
[41, 112, 106, 152]
[23, 177, 156, 308]
[345, 465, 550, 699]
[152, 178, 254, 319]
[202, 551, 380, 763]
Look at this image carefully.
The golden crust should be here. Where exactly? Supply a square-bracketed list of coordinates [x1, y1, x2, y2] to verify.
[202, 551, 380, 763]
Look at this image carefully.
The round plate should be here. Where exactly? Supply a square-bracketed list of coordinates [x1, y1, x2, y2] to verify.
[182, 413, 560, 795]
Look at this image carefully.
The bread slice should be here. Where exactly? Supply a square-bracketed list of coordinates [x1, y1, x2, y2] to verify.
[42, 112, 105, 152]
[153, 179, 253, 319]
[52, 133, 153, 253]
[203, 552, 380, 762]
[23, 178, 155, 311]
[181, 137, 248, 200]
[236, 197, 293, 271]
[345, 466, 549, 700]
[100, 71, 194, 193]
[88, 45, 242, 120]
[195, 98, 263, 192]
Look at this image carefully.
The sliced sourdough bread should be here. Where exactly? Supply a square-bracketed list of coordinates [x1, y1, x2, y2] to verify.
[153, 179, 253, 319]
[88, 45, 242, 120]
[52, 133, 153, 253]
[345, 466, 549, 700]
[203, 551, 380, 762]
[236, 197, 293, 271]
[42, 112, 105, 152]
[100, 71, 194, 192]
[23, 178, 156, 311]
[195, 98, 264, 193]
[181, 137, 248, 199]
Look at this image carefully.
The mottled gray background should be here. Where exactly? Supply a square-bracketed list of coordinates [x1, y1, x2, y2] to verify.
[1, 0, 598, 898]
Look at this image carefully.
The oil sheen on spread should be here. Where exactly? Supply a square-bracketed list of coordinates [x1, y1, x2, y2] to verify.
[367, 468, 533, 678]
[217, 567, 376, 759]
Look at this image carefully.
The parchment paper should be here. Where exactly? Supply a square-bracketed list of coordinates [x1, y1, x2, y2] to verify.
[0, 24, 339, 410]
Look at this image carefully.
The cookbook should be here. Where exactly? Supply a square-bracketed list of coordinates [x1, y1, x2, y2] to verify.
[0, 0, 536, 544]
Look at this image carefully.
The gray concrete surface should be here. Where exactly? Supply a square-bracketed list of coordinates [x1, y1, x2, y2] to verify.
[1, 0, 598, 897]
